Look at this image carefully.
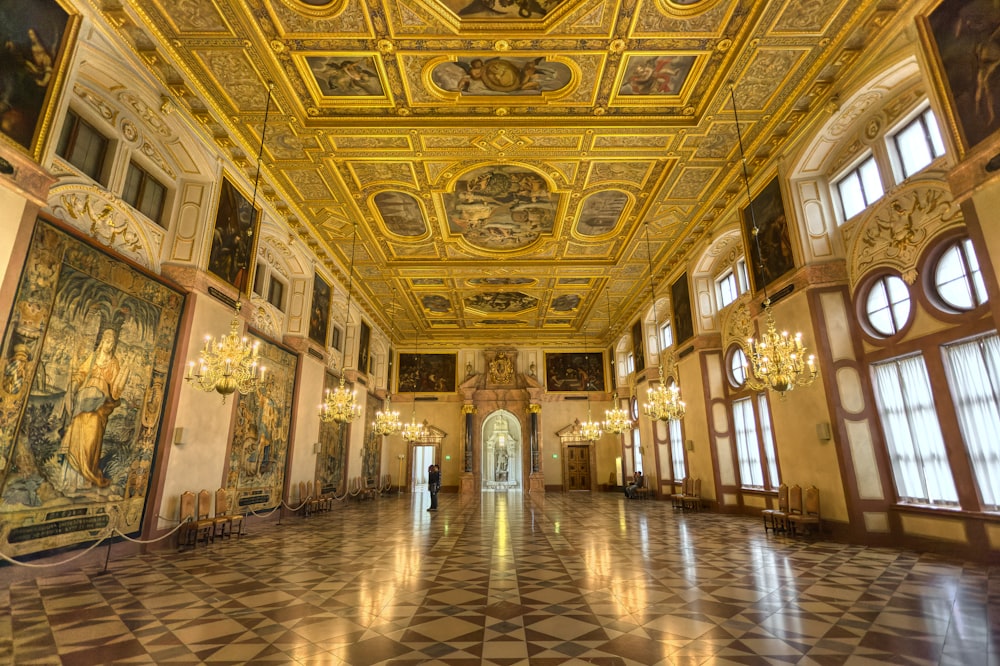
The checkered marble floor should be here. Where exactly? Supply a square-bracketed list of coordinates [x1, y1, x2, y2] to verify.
[2, 491, 998, 665]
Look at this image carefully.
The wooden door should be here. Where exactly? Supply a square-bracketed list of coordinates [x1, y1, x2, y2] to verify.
[565, 445, 591, 491]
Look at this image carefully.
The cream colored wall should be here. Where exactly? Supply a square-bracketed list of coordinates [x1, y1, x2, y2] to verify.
[288, 355, 325, 491]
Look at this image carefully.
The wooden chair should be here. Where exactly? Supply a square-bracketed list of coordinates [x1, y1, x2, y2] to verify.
[214, 487, 244, 539]
[314, 479, 332, 512]
[670, 478, 688, 509]
[634, 475, 650, 500]
[362, 477, 378, 501]
[188, 489, 216, 547]
[785, 484, 803, 531]
[178, 490, 196, 549]
[762, 483, 789, 534]
[298, 481, 313, 517]
[682, 478, 702, 511]
[788, 485, 820, 536]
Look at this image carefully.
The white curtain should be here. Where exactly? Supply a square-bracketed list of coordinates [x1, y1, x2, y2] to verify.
[872, 355, 958, 505]
[669, 418, 685, 481]
[757, 393, 780, 488]
[943, 333, 1000, 511]
[733, 397, 764, 489]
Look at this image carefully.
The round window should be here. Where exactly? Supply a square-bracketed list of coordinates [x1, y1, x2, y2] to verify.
[729, 346, 747, 388]
[933, 238, 987, 311]
[865, 274, 911, 337]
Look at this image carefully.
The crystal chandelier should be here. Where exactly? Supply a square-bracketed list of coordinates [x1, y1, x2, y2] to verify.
[186, 86, 273, 402]
[320, 221, 362, 423]
[373, 289, 402, 435]
[639, 222, 685, 422]
[731, 84, 818, 397]
[601, 288, 633, 434]
[400, 330, 427, 441]
[185, 301, 264, 403]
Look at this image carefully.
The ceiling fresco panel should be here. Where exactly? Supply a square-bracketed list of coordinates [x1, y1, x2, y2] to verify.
[297, 53, 395, 107]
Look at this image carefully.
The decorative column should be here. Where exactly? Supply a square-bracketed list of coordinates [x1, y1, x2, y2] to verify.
[527, 403, 544, 493]
[460, 403, 477, 495]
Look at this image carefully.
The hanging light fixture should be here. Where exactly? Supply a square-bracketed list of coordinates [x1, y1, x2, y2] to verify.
[400, 329, 427, 442]
[730, 84, 818, 397]
[579, 327, 604, 441]
[641, 222, 686, 422]
[185, 85, 274, 402]
[373, 289, 402, 435]
[602, 288, 633, 435]
[319, 222, 362, 423]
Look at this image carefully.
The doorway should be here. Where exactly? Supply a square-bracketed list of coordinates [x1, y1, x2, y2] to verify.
[481, 410, 521, 490]
[411, 445, 435, 493]
[565, 445, 592, 491]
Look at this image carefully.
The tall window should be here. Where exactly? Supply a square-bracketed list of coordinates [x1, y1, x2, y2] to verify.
[659, 320, 673, 351]
[716, 269, 739, 309]
[669, 418, 685, 481]
[122, 162, 167, 226]
[943, 334, 1000, 511]
[733, 397, 764, 489]
[871, 354, 958, 505]
[267, 277, 286, 311]
[57, 110, 109, 182]
[836, 154, 883, 221]
[892, 107, 946, 179]
[626, 352, 634, 374]
[758, 394, 779, 488]
[630, 398, 643, 473]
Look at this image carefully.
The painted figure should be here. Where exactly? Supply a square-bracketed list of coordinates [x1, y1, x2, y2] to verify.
[59, 328, 129, 490]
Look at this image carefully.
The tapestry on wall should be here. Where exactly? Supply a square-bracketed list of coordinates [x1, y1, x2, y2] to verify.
[361, 397, 380, 482]
[225, 334, 296, 513]
[0, 219, 184, 558]
[314, 371, 347, 494]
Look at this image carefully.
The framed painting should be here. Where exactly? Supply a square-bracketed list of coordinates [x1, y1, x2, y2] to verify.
[208, 174, 260, 294]
[672, 272, 694, 345]
[741, 176, 795, 293]
[308, 273, 331, 346]
[545, 352, 605, 392]
[924, 0, 1000, 151]
[226, 334, 297, 512]
[0, 0, 80, 159]
[631, 320, 645, 374]
[357, 321, 371, 374]
[398, 353, 457, 393]
[0, 218, 184, 558]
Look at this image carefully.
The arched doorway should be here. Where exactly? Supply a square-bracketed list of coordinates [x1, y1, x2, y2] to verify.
[481, 410, 521, 490]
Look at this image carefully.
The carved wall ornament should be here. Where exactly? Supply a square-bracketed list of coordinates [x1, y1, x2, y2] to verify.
[74, 85, 117, 123]
[48, 185, 163, 271]
[846, 182, 963, 290]
[117, 91, 172, 138]
[720, 295, 753, 353]
[489, 350, 514, 385]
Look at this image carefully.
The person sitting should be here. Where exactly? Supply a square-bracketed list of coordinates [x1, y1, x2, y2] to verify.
[625, 470, 644, 499]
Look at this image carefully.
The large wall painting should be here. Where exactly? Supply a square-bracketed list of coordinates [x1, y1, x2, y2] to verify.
[0, 219, 184, 558]
[308, 273, 330, 346]
[227, 334, 296, 513]
[361, 397, 380, 482]
[575, 190, 629, 236]
[615, 54, 697, 97]
[926, 0, 1000, 150]
[373, 191, 427, 236]
[672, 272, 694, 345]
[315, 371, 347, 494]
[630, 320, 645, 374]
[0, 0, 79, 158]
[741, 176, 794, 293]
[357, 320, 371, 374]
[431, 56, 572, 96]
[208, 175, 260, 294]
[443, 165, 560, 251]
[398, 353, 457, 393]
[544, 352, 605, 392]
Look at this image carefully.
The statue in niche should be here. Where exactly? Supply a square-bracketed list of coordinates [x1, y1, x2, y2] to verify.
[488, 415, 515, 483]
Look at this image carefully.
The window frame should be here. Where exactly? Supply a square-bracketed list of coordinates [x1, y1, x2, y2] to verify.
[122, 161, 168, 226]
[834, 153, 884, 222]
[56, 108, 110, 184]
[863, 273, 912, 339]
[890, 105, 946, 181]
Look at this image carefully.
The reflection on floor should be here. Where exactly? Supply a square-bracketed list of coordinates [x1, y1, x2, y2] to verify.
[2, 491, 998, 665]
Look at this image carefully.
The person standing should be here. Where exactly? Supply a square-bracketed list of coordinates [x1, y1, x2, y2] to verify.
[427, 464, 440, 511]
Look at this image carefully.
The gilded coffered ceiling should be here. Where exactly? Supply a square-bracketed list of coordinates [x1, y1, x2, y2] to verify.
[92, 0, 902, 345]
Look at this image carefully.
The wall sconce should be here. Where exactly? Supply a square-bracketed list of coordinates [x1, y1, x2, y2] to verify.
[173, 427, 184, 445]
[816, 422, 832, 441]
[686, 439, 694, 451]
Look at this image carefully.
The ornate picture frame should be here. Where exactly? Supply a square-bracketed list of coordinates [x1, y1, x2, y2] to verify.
[207, 174, 260, 295]
[544, 352, 605, 392]
[741, 176, 795, 293]
[397, 353, 457, 393]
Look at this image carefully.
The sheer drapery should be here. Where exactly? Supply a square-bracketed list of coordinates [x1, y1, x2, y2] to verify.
[733, 397, 764, 489]
[757, 394, 780, 488]
[943, 333, 1000, 511]
[872, 355, 958, 505]
[669, 418, 685, 481]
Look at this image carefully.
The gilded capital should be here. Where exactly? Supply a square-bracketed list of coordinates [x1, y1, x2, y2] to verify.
[461, 404, 477, 415]
[527, 403, 541, 414]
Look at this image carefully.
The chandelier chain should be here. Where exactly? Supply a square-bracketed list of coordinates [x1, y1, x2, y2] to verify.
[319, 222, 362, 422]
[602, 287, 633, 434]
[641, 222, 685, 422]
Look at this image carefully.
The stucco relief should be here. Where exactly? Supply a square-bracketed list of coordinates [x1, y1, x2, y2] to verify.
[844, 181, 963, 290]
[48, 185, 163, 271]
